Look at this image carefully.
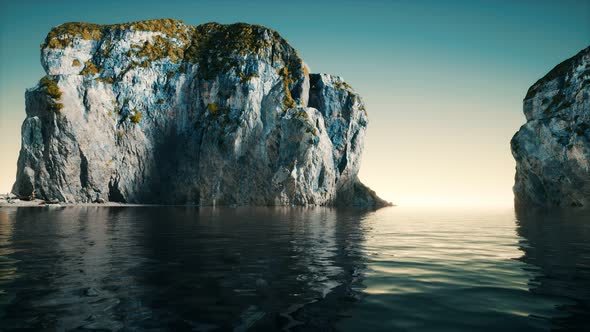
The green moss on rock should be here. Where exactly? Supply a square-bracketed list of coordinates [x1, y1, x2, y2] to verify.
[130, 111, 142, 124]
[42, 19, 192, 49]
[80, 61, 99, 76]
[207, 103, 220, 114]
[40, 76, 62, 100]
[40, 76, 64, 113]
[96, 77, 115, 84]
[43, 20, 308, 114]
[239, 72, 259, 83]
[43, 22, 103, 49]
[49, 103, 64, 114]
[334, 81, 352, 90]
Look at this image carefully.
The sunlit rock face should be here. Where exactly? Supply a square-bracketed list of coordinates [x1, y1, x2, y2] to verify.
[511, 46, 590, 207]
[12, 19, 389, 208]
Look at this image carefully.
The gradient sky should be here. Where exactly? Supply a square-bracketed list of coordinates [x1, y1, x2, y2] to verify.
[1, 0, 589, 206]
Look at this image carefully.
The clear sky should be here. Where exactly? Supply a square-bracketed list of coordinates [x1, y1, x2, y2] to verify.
[1, 0, 589, 206]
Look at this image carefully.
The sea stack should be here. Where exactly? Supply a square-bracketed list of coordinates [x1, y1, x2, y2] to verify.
[511, 46, 590, 207]
[12, 19, 389, 208]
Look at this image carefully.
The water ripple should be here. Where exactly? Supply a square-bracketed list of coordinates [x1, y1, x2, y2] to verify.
[0, 206, 589, 331]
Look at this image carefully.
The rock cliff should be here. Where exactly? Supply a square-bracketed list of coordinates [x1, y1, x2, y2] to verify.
[12, 19, 390, 208]
[511, 46, 590, 207]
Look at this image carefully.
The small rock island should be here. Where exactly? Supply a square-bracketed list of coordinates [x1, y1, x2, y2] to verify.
[511, 46, 590, 207]
[12, 19, 390, 208]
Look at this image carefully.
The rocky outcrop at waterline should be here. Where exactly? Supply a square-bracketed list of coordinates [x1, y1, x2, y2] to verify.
[11, 19, 390, 208]
[511, 46, 590, 207]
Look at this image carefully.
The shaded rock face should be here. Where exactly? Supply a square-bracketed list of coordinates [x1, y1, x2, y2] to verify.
[12, 19, 389, 208]
[511, 46, 590, 207]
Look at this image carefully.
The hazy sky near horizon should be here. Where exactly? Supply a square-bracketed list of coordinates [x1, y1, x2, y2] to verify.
[1, 0, 589, 206]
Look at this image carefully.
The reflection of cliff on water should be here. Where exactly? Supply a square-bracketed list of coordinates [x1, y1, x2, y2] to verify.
[0, 207, 149, 330]
[133, 207, 370, 330]
[515, 207, 590, 331]
[0, 207, 370, 331]
[0, 209, 18, 304]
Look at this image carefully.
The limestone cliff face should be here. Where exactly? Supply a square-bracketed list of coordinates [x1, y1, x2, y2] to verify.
[511, 46, 590, 207]
[12, 19, 389, 207]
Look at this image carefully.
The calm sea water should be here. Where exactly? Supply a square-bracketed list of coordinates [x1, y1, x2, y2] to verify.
[0, 206, 588, 331]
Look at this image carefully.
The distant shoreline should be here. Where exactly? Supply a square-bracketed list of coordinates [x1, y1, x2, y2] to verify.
[0, 196, 394, 209]
[0, 198, 158, 207]
[0, 194, 184, 207]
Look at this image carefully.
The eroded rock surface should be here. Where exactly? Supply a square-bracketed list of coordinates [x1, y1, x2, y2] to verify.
[511, 46, 590, 207]
[12, 19, 390, 208]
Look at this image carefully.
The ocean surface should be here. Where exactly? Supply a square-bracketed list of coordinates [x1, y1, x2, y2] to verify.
[0, 206, 589, 331]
